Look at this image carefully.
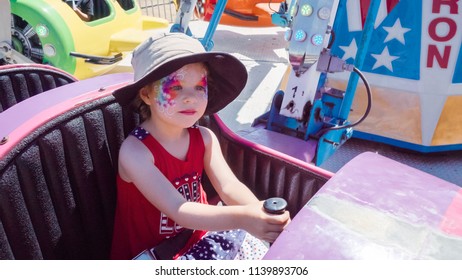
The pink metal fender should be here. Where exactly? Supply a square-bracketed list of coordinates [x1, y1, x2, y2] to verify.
[265, 152, 462, 259]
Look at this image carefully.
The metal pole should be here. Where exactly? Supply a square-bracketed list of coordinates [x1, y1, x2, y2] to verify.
[338, 0, 380, 120]
[199, 0, 228, 50]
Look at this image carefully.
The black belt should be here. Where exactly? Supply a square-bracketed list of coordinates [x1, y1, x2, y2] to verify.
[132, 229, 194, 260]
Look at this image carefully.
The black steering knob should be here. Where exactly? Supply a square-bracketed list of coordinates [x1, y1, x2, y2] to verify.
[263, 197, 287, 215]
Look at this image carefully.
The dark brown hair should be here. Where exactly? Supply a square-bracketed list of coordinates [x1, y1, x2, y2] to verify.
[130, 82, 156, 121]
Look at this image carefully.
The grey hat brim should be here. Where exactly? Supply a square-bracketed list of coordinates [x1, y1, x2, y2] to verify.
[113, 51, 248, 115]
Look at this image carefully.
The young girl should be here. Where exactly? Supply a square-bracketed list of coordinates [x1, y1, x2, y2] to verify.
[111, 32, 290, 260]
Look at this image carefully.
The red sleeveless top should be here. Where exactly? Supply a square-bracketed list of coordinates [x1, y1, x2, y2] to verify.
[110, 126, 208, 259]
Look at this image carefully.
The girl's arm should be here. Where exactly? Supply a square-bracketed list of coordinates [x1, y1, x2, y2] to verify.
[118, 135, 289, 242]
[199, 126, 260, 206]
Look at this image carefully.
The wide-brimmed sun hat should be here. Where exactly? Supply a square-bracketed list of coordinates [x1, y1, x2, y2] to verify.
[113, 32, 248, 115]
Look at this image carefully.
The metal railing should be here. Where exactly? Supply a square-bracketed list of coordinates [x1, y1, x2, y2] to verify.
[138, 0, 178, 22]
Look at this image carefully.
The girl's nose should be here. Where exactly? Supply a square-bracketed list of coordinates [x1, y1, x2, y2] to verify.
[182, 90, 199, 103]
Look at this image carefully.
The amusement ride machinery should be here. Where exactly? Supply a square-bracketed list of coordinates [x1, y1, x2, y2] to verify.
[161, 0, 375, 166]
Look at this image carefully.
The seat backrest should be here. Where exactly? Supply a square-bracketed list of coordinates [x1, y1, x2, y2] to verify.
[199, 116, 331, 217]
[0, 94, 139, 259]
[0, 64, 77, 113]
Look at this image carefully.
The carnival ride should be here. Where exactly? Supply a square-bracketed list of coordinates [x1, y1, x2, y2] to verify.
[1, 63, 461, 260]
[325, 0, 462, 154]
[195, 0, 285, 27]
[1, 0, 169, 79]
[0, 0, 461, 259]
[197, 0, 462, 161]
[0, 62, 461, 260]
[248, 0, 462, 166]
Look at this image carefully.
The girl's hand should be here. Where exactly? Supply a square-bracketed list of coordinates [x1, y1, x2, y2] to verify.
[241, 201, 291, 243]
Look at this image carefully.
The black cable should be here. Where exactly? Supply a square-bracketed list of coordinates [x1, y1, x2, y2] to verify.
[327, 30, 335, 49]
[319, 66, 372, 132]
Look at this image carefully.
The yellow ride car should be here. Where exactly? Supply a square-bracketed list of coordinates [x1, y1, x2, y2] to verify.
[10, 0, 169, 79]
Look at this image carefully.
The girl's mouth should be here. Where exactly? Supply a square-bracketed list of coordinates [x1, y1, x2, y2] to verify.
[179, 110, 197, 115]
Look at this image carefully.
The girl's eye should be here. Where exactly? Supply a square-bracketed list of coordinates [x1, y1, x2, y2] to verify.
[170, 85, 182, 91]
[195, 85, 206, 91]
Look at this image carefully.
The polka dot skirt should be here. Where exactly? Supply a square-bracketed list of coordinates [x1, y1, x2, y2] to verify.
[234, 233, 269, 260]
[178, 229, 268, 260]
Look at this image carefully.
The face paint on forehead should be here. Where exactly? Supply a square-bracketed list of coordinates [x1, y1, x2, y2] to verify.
[171, 67, 188, 80]
[171, 64, 208, 80]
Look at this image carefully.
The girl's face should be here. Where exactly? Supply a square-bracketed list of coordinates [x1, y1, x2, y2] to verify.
[142, 62, 208, 128]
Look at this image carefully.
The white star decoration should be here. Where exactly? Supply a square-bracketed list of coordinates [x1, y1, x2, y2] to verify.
[383, 18, 411, 44]
[337, 9, 462, 145]
[371, 46, 399, 71]
[339, 38, 358, 61]
[337, 17, 411, 72]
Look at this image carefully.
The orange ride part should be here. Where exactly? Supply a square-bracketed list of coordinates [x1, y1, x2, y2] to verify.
[202, 0, 284, 27]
